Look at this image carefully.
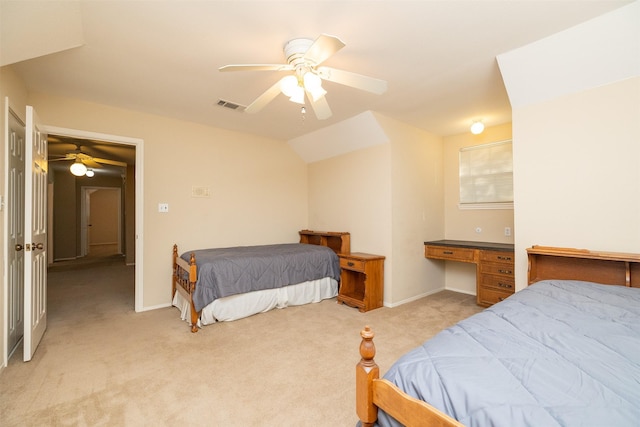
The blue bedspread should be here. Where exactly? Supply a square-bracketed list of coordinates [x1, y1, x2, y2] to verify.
[378, 280, 640, 427]
[182, 243, 340, 312]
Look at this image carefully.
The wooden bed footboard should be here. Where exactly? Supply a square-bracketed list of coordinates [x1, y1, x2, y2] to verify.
[356, 326, 463, 427]
[172, 244, 199, 333]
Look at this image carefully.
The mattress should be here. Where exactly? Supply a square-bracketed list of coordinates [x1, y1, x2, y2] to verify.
[173, 277, 338, 324]
[378, 280, 640, 427]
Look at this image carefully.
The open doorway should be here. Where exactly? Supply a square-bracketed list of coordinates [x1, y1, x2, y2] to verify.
[48, 136, 132, 263]
[44, 126, 144, 312]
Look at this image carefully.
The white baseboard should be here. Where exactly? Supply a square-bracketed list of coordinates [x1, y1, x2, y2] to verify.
[384, 286, 447, 308]
[138, 302, 172, 312]
[444, 286, 476, 296]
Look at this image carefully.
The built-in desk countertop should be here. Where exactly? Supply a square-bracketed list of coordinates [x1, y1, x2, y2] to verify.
[424, 240, 515, 306]
[424, 240, 514, 252]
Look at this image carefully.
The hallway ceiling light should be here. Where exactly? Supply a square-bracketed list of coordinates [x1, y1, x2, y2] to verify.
[70, 160, 87, 176]
[470, 120, 485, 135]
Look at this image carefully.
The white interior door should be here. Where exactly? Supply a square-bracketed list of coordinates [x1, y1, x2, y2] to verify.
[5, 101, 25, 359]
[23, 106, 48, 362]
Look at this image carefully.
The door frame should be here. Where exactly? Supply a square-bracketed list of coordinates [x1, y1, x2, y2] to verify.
[41, 125, 144, 312]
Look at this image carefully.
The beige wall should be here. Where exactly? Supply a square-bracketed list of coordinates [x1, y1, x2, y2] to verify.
[308, 143, 392, 250]
[442, 123, 514, 294]
[513, 76, 640, 290]
[308, 114, 445, 306]
[23, 91, 309, 311]
[386, 116, 445, 304]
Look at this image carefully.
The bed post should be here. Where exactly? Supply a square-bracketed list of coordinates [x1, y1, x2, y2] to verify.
[188, 253, 198, 333]
[357, 326, 379, 427]
[172, 244, 178, 298]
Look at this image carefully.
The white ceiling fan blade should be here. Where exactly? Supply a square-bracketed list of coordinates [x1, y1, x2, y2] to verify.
[93, 157, 127, 167]
[307, 92, 332, 120]
[245, 78, 285, 114]
[317, 66, 388, 95]
[303, 34, 345, 65]
[219, 64, 293, 72]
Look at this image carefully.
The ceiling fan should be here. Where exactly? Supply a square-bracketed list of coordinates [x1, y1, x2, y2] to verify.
[49, 145, 127, 176]
[219, 34, 388, 120]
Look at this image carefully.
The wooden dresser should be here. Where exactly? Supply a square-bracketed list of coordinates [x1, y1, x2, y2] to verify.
[425, 240, 515, 307]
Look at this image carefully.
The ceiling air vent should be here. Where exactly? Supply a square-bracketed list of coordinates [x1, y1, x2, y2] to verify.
[216, 99, 246, 112]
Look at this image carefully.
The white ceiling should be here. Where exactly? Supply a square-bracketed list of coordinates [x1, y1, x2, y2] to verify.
[1, 0, 633, 141]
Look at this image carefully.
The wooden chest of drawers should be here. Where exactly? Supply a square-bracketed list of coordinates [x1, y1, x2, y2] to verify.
[424, 240, 515, 307]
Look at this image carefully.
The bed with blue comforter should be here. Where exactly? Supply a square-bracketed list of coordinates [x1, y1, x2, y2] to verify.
[374, 279, 640, 426]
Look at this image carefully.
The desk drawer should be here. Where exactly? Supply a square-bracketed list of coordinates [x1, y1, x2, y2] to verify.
[478, 287, 512, 307]
[425, 246, 476, 263]
[479, 263, 514, 277]
[340, 257, 365, 272]
[479, 250, 514, 263]
[479, 273, 515, 292]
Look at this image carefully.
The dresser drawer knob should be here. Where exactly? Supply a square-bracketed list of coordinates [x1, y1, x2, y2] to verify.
[347, 261, 355, 267]
[443, 251, 453, 255]
[497, 256, 512, 261]
[498, 282, 513, 289]
[498, 269, 513, 275]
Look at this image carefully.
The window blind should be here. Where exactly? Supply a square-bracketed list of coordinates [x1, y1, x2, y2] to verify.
[459, 140, 513, 205]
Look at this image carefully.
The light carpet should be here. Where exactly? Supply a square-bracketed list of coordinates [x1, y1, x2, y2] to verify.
[0, 260, 482, 426]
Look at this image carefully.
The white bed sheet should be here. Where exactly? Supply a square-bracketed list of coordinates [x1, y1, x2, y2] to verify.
[172, 277, 338, 325]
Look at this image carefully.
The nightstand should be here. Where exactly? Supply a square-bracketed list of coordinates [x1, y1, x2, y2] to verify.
[337, 252, 385, 312]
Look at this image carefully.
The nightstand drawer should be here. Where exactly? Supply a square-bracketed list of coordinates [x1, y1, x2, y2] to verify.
[479, 274, 515, 292]
[425, 245, 476, 263]
[479, 263, 514, 277]
[340, 257, 365, 272]
[479, 250, 514, 263]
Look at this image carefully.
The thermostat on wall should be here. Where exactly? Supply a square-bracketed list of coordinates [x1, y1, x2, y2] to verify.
[192, 186, 211, 198]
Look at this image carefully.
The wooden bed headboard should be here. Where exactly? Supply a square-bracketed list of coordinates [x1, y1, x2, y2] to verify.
[299, 230, 350, 254]
[527, 246, 640, 288]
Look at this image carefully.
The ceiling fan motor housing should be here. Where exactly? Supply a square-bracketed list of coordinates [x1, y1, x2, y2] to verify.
[284, 38, 314, 68]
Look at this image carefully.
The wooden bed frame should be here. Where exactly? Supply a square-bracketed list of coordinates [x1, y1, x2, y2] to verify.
[356, 245, 640, 426]
[172, 230, 350, 332]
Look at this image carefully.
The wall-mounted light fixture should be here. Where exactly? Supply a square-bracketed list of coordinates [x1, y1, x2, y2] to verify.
[470, 120, 485, 135]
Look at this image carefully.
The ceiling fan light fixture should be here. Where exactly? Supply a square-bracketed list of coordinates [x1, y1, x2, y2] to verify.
[70, 160, 87, 176]
[85, 169, 95, 177]
[289, 85, 305, 105]
[280, 75, 299, 97]
[470, 120, 485, 135]
[304, 72, 327, 101]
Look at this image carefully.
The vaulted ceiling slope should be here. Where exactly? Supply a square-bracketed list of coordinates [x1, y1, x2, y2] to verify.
[0, 1, 633, 141]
